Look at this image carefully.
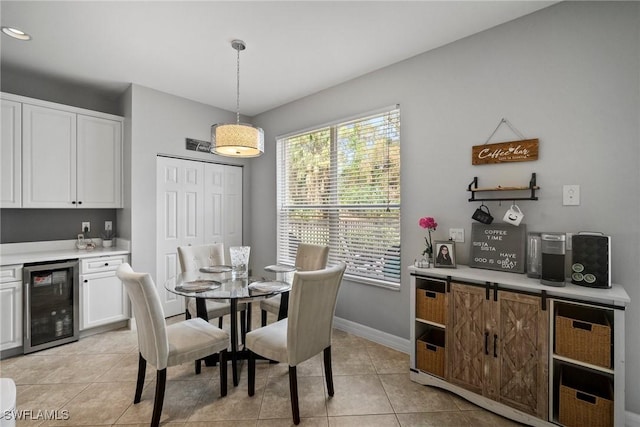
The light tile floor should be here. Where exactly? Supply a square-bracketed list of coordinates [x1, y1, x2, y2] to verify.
[1, 306, 521, 426]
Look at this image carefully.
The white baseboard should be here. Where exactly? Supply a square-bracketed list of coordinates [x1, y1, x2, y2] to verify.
[627, 411, 640, 427]
[333, 316, 410, 354]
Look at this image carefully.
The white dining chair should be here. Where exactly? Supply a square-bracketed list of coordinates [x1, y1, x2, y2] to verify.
[260, 243, 329, 326]
[247, 262, 346, 425]
[116, 263, 229, 427]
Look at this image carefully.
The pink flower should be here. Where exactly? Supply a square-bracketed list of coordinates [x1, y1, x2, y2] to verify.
[418, 217, 437, 257]
[418, 217, 437, 231]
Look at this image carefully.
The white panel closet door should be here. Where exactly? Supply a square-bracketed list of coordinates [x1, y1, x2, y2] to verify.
[224, 165, 243, 248]
[203, 163, 243, 260]
[203, 163, 225, 248]
[156, 157, 204, 317]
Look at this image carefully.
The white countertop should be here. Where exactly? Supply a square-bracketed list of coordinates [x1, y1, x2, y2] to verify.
[409, 264, 630, 306]
[0, 239, 130, 265]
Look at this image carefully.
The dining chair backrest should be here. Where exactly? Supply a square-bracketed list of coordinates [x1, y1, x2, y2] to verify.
[177, 243, 225, 273]
[295, 243, 329, 272]
[287, 262, 346, 366]
[116, 263, 170, 370]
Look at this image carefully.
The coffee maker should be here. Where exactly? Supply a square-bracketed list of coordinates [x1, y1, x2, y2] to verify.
[540, 233, 566, 287]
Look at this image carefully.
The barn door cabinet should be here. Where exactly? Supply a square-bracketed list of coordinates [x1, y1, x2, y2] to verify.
[409, 265, 629, 427]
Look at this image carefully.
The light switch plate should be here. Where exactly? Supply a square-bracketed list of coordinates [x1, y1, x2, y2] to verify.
[449, 228, 465, 243]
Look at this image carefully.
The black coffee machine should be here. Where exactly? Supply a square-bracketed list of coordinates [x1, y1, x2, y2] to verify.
[540, 233, 566, 287]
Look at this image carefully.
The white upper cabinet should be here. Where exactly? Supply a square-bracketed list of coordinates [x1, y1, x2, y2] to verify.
[22, 104, 77, 208]
[77, 115, 122, 208]
[1, 93, 123, 209]
[0, 100, 22, 208]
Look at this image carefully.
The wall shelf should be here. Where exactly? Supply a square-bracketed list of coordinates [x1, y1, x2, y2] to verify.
[468, 172, 539, 202]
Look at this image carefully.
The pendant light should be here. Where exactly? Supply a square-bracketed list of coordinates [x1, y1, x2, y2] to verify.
[211, 39, 264, 157]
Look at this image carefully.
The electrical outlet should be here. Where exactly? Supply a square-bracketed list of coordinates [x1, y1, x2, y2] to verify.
[449, 228, 465, 243]
[82, 222, 90, 233]
[563, 185, 580, 206]
[105, 221, 112, 231]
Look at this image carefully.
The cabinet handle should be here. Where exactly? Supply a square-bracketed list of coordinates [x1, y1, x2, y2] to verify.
[493, 334, 498, 358]
[71, 201, 76, 204]
[104, 263, 109, 266]
[78, 201, 83, 205]
[84, 279, 88, 283]
[572, 320, 593, 331]
[484, 332, 489, 355]
[426, 291, 437, 299]
[576, 391, 596, 404]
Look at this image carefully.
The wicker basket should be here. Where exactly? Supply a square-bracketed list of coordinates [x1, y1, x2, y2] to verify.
[416, 279, 446, 324]
[555, 304, 611, 368]
[416, 329, 445, 378]
[559, 365, 613, 427]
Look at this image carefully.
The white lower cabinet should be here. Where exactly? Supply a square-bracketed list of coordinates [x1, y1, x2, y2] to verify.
[0, 265, 23, 350]
[80, 255, 129, 331]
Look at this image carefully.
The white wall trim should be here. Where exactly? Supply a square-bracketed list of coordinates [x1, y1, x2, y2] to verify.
[627, 411, 640, 427]
[333, 316, 410, 354]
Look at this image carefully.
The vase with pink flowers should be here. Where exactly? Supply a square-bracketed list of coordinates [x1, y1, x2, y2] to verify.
[418, 216, 438, 267]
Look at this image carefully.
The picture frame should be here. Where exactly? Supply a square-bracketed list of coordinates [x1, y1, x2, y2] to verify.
[434, 241, 456, 268]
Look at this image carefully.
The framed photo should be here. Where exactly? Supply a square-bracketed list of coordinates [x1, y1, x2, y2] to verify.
[434, 241, 456, 268]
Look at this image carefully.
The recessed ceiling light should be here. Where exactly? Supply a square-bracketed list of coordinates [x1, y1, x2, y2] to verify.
[1, 26, 31, 41]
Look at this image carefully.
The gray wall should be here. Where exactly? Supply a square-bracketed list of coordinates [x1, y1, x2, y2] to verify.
[0, 209, 117, 243]
[127, 84, 253, 278]
[252, 1, 640, 413]
[1, 66, 123, 116]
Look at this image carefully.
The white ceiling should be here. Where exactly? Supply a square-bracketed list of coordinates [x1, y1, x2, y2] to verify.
[0, 1, 556, 116]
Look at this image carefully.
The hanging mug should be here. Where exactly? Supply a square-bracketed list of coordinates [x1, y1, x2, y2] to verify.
[503, 204, 524, 226]
[472, 204, 493, 224]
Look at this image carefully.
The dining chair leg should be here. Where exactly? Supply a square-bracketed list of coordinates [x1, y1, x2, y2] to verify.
[288, 366, 300, 425]
[220, 349, 228, 397]
[218, 316, 223, 328]
[151, 368, 167, 427]
[134, 353, 146, 404]
[261, 309, 267, 327]
[248, 350, 256, 396]
[323, 346, 334, 396]
[240, 310, 247, 345]
[185, 308, 191, 320]
[195, 359, 201, 375]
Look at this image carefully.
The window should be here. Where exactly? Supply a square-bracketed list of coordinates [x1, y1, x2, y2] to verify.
[277, 106, 401, 287]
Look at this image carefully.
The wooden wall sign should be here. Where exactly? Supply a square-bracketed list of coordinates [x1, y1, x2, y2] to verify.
[472, 139, 539, 165]
[469, 223, 526, 273]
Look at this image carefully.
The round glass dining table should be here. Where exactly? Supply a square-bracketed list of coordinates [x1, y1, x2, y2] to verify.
[165, 269, 291, 386]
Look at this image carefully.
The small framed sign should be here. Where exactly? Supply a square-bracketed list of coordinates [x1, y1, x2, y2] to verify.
[469, 223, 526, 273]
[472, 139, 539, 165]
[434, 241, 456, 268]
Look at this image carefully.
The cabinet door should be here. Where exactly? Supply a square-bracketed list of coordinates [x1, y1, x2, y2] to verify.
[81, 271, 129, 330]
[448, 282, 486, 394]
[22, 104, 77, 208]
[0, 281, 23, 350]
[495, 291, 548, 418]
[77, 115, 122, 208]
[1, 99, 22, 208]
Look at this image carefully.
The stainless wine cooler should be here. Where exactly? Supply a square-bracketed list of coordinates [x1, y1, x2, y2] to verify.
[23, 260, 79, 354]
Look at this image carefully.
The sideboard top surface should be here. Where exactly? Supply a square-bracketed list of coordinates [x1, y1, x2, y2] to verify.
[409, 264, 630, 306]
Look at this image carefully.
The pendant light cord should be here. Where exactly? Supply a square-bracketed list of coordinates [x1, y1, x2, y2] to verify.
[236, 44, 241, 125]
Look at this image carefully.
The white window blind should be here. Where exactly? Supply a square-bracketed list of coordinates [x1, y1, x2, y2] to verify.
[276, 107, 401, 286]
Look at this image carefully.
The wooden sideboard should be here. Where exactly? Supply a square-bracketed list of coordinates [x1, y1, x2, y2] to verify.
[409, 265, 629, 427]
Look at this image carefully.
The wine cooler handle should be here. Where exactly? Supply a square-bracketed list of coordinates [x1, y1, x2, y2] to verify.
[25, 283, 30, 340]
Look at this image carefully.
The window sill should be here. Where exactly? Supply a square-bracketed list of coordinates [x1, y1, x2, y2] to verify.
[343, 273, 401, 291]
